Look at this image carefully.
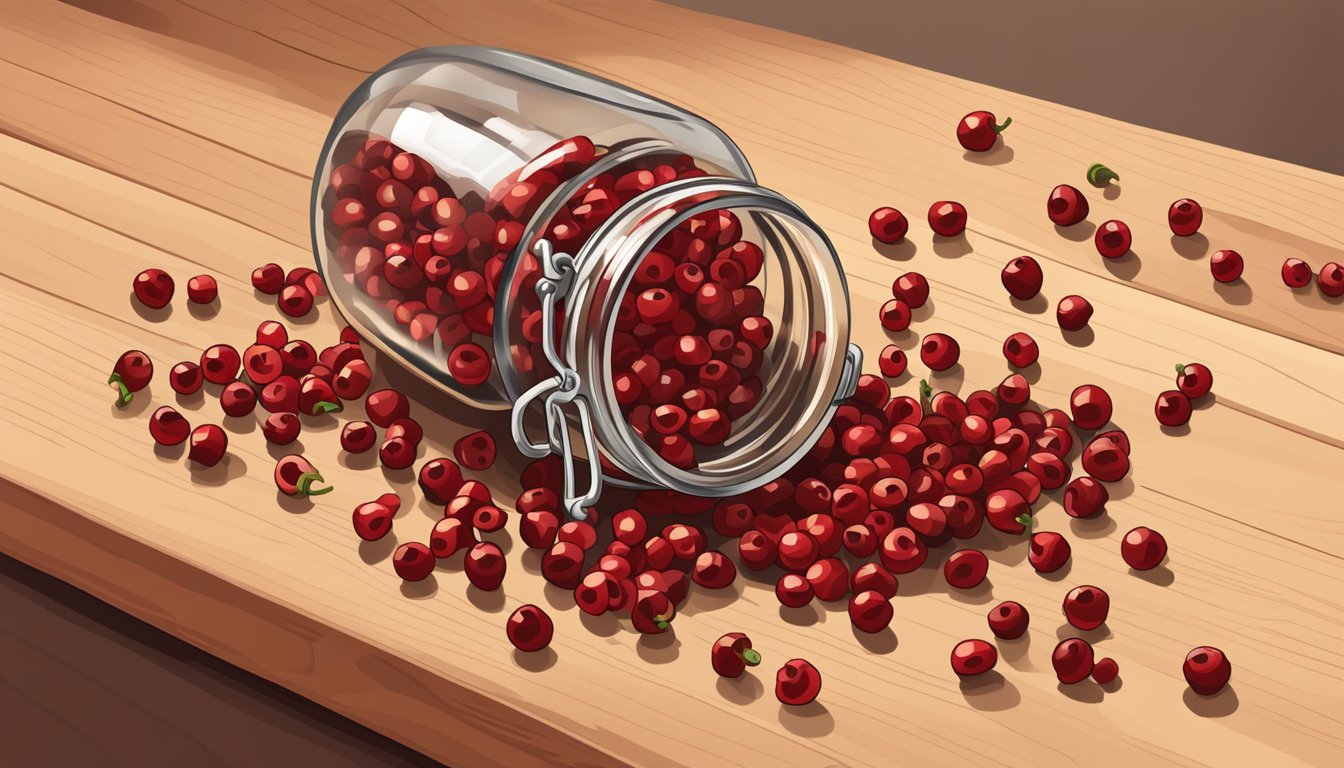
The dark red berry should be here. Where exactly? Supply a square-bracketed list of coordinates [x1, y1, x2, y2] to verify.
[1056, 295, 1093, 331]
[879, 299, 912, 332]
[988, 601, 1029, 639]
[1028, 532, 1071, 573]
[262, 413, 301, 445]
[1095, 220, 1132, 259]
[353, 501, 393, 542]
[1002, 332, 1038, 368]
[392, 542, 435, 581]
[1121, 526, 1167, 570]
[1175, 363, 1213, 398]
[1210, 249, 1243, 283]
[200, 344, 240, 385]
[712, 633, 762, 677]
[775, 659, 822, 705]
[252, 263, 285, 294]
[950, 639, 998, 676]
[108, 350, 154, 407]
[340, 421, 376, 453]
[454, 430, 496, 470]
[365, 389, 410, 428]
[1183, 647, 1231, 695]
[1053, 638, 1094, 684]
[1047, 185, 1089, 226]
[944, 549, 988, 589]
[379, 437, 417, 469]
[848, 590, 893, 633]
[1320, 262, 1344, 297]
[921, 333, 960, 371]
[464, 542, 506, 590]
[133, 268, 174, 309]
[1001, 256, 1043, 300]
[186, 274, 218, 304]
[418, 458, 464, 504]
[1155, 389, 1192, 426]
[149, 406, 190, 446]
[507, 605, 554, 652]
[928, 201, 968, 237]
[878, 345, 908, 377]
[892, 272, 930, 308]
[169, 362, 202, 395]
[1062, 585, 1109, 630]
[1069, 384, 1112, 430]
[188, 424, 227, 467]
[1168, 199, 1202, 236]
[957, 110, 1011, 152]
[1064, 476, 1108, 517]
[868, 207, 908, 243]
[1281, 258, 1312, 288]
[1091, 657, 1119, 685]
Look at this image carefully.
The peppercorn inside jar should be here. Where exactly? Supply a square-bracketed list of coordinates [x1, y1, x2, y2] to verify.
[312, 47, 860, 518]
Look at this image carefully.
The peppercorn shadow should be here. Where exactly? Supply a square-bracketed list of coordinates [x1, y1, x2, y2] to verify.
[776, 700, 834, 737]
[1212, 279, 1253, 306]
[1102, 250, 1142, 281]
[578, 610, 619, 638]
[337, 449, 378, 470]
[466, 585, 505, 613]
[777, 602, 825, 627]
[927, 362, 965, 394]
[1160, 422, 1192, 438]
[1103, 183, 1122, 201]
[1060, 325, 1095, 347]
[870, 238, 917, 262]
[1056, 680, 1104, 704]
[512, 647, 557, 673]
[189, 454, 246, 487]
[635, 630, 680, 664]
[851, 625, 897, 655]
[1054, 221, 1096, 243]
[1055, 623, 1113, 644]
[267, 438, 305, 461]
[1183, 685, 1238, 717]
[962, 144, 1014, 166]
[958, 671, 1020, 711]
[1036, 556, 1073, 582]
[129, 290, 173, 322]
[398, 575, 438, 600]
[358, 533, 398, 565]
[186, 297, 221, 320]
[222, 414, 257, 435]
[1009, 294, 1049, 315]
[931, 234, 973, 259]
[541, 583, 572, 611]
[1130, 563, 1175, 587]
[1295, 286, 1344, 306]
[715, 673, 764, 705]
[275, 489, 316, 514]
[679, 580, 745, 616]
[1017, 361, 1043, 385]
[944, 577, 994, 605]
[996, 635, 1032, 669]
[152, 441, 185, 462]
[1170, 233, 1210, 259]
[910, 298, 936, 323]
[1068, 514, 1117, 539]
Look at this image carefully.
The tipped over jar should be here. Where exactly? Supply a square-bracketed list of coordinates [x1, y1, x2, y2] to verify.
[312, 46, 859, 519]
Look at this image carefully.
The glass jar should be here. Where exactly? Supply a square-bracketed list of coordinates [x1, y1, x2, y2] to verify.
[312, 47, 860, 520]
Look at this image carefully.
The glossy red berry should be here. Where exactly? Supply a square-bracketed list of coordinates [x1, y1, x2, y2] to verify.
[892, 272, 930, 308]
[352, 501, 393, 542]
[200, 344, 241, 385]
[107, 350, 154, 407]
[957, 110, 1011, 152]
[464, 542, 506, 590]
[169, 362, 202, 396]
[921, 333, 960, 371]
[1002, 332, 1038, 368]
[1121, 526, 1168, 570]
[379, 437, 417, 470]
[188, 424, 227, 467]
[252, 263, 285, 294]
[944, 549, 989, 589]
[340, 421, 376, 453]
[1183, 646, 1231, 695]
[878, 345, 908, 378]
[1082, 436, 1129, 482]
[711, 633, 762, 678]
[1056, 295, 1093, 331]
[1168, 199, 1202, 236]
[848, 590, 893, 633]
[1175, 363, 1213, 398]
[1095, 220, 1132, 259]
[392, 542, 435, 581]
[988, 601, 1029, 639]
[1210, 249, 1243, 283]
[364, 389, 410, 428]
[928, 201, 968, 237]
[220, 381, 257, 417]
[1070, 384, 1112, 430]
[1155, 389, 1192, 427]
[262, 413, 301, 446]
[1053, 638, 1095, 684]
[1047, 184, 1089, 226]
[950, 639, 998, 676]
[148, 406, 190, 446]
[133, 268, 174, 309]
[1064, 476, 1108, 517]
[879, 299, 912, 332]
[868, 207, 909, 243]
[507, 605, 554, 652]
[1028, 532, 1071, 573]
[418, 458, 464, 505]
[1062, 585, 1110, 630]
[1091, 657, 1119, 685]
[1320, 262, 1344, 297]
[1281, 258, 1312, 288]
[775, 659, 822, 705]
[278, 284, 315, 317]
[1001, 256, 1043, 300]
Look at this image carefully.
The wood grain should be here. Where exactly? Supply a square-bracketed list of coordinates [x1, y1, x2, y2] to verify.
[0, 1, 1340, 767]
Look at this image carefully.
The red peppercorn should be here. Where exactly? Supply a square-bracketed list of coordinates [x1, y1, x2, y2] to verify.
[133, 268, 174, 309]
[1063, 476, 1108, 518]
[1056, 295, 1093, 331]
[1210, 249, 1244, 283]
[951, 639, 998, 677]
[892, 272, 930, 308]
[988, 601, 1029, 639]
[878, 299, 912, 332]
[1281, 258, 1313, 288]
[392, 542, 435, 581]
[1094, 220, 1132, 259]
[252, 263, 285, 294]
[1002, 332, 1038, 368]
[920, 333, 960, 371]
[507, 605, 554, 652]
[1319, 262, 1344, 297]
[1001, 256, 1043, 300]
[1168, 198, 1202, 236]
[1047, 185, 1089, 226]
[944, 549, 988, 589]
[928, 201, 968, 237]
[186, 274, 218, 304]
[868, 207, 909, 243]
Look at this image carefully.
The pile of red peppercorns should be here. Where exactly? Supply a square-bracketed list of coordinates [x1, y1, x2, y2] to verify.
[109, 106, 1256, 712]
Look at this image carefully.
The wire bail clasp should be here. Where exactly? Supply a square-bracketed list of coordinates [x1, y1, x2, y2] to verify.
[508, 239, 602, 522]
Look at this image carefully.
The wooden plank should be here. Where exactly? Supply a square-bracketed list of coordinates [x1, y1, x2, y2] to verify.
[0, 2, 1341, 767]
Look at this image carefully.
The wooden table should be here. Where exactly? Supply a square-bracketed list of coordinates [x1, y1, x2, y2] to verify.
[1, 2, 1340, 766]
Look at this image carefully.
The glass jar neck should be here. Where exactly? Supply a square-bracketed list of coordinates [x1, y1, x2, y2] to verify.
[562, 177, 861, 498]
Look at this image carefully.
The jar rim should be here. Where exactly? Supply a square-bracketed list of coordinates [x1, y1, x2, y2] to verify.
[562, 177, 859, 497]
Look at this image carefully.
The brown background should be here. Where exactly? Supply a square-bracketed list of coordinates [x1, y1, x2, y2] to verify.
[4, 1, 1337, 766]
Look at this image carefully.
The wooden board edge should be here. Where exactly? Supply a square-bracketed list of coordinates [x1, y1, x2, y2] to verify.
[0, 476, 629, 768]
